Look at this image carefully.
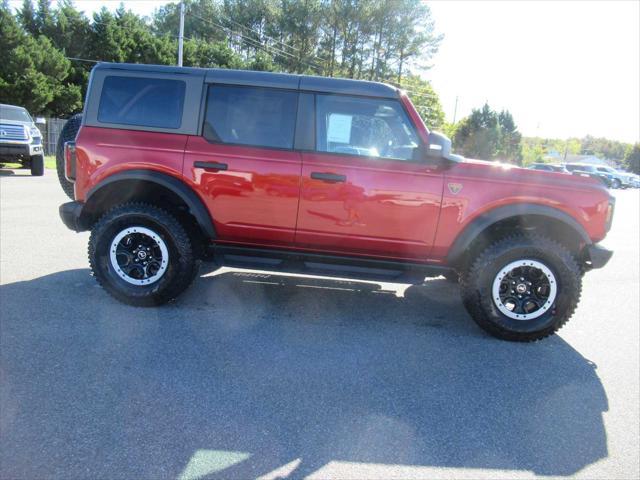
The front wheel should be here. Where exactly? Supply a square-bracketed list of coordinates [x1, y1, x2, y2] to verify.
[89, 203, 200, 306]
[460, 234, 582, 341]
[611, 179, 621, 189]
[30, 155, 44, 176]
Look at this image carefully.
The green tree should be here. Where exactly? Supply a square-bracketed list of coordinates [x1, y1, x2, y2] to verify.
[400, 74, 444, 130]
[453, 103, 522, 164]
[497, 110, 522, 164]
[624, 143, 640, 174]
[0, 2, 80, 115]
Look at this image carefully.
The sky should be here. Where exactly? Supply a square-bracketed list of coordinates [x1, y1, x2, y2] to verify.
[9, 0, 640, 143]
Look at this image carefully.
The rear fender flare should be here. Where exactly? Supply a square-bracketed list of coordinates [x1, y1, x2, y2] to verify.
[84, 169, 216, 239]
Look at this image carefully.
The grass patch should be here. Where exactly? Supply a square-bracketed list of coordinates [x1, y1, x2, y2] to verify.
[0, 155, 56, 170]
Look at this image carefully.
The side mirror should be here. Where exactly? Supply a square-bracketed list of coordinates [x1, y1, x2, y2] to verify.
[35, 117, 46, 125]
[425, 131, 452, 159]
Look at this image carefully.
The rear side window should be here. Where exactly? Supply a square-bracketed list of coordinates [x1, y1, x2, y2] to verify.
[203, 85, 298, 149]
[98, 76, 186, 129]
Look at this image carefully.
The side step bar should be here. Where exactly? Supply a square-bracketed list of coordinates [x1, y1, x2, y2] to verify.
[210, 245, 452, 284]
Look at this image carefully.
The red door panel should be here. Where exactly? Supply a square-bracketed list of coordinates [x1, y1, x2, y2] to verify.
[184, 136, 302, 245]
[296, 152, 445, 259]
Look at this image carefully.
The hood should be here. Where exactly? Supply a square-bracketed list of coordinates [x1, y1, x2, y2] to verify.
[450, 157, 605, 191]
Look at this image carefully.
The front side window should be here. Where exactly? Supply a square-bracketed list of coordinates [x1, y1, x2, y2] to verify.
[98, 76, 186, 129]
[315, 94, 420, 161]
[204, 85, 298, 149]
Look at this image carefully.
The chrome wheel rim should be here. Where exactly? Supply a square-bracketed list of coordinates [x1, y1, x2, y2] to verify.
[492, 259, 558, 320]
[109, 226, 169, 286]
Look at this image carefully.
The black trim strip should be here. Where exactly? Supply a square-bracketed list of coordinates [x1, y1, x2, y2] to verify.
[194, 161, 228, 171]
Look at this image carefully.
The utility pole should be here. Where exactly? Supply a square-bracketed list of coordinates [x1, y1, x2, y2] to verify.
[177, 0, 185, 66]
[452, 96, 459, 124]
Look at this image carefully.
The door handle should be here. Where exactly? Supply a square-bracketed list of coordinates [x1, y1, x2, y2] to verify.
[310, 172, 346, 183]
[194, 161, 228, 171]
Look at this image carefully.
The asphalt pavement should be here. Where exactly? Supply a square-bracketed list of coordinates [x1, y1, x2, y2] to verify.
[1, 169, 638, 479]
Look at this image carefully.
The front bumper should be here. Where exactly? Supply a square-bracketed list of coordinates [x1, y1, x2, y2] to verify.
[584, 244, 613, 269]
[0, 142, 43, 158]
[59, 201, 85, 232]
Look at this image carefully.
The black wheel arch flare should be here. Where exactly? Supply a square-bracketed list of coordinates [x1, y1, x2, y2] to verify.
[446, 203, 592, 265]
[81, 169, 216, 239]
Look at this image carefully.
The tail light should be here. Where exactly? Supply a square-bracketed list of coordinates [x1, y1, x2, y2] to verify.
[605, 198, 615, 231]
[64, 141, 76, 182]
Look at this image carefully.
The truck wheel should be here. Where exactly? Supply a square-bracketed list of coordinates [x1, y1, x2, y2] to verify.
[56, 113, 82, 199]
[30, 155, 44, 176]
[88, 203, 200, 306]
[460, 234, 581, 342]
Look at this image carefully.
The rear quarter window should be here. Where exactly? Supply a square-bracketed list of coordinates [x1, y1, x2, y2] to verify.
[203, 85, 298, 149]
[98, 76, 186, 129]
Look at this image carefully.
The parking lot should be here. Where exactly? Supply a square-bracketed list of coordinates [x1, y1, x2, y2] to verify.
[1, 169, 638, 479]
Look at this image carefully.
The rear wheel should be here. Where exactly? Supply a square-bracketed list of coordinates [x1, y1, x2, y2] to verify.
[460, 234, 582, 341]
[30, 155, 44, 176]
[89, 203, 200, 306]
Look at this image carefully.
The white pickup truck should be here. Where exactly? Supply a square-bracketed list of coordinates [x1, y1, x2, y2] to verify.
[0, 103, 45, 176]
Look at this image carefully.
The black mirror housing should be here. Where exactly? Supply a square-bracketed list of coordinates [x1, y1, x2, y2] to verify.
[425, 131, 452, 159]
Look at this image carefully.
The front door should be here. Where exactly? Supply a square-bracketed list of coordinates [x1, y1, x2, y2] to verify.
[184, 84, 302, 246]
[295, 94, 444, 259]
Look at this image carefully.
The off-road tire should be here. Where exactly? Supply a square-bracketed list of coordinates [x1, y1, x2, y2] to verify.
[30, 155, 44, 176]
[56, 113, 82, 199]
[443, 270, 460, 283]
[89, 202, 200, 306]
[460, 234, 582, 342]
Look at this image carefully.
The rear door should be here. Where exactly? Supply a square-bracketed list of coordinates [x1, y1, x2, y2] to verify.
[295, 93, 444, 259]
[183, 84, 302, 246]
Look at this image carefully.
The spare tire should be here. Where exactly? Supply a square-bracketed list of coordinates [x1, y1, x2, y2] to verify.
[56, 113, 83, 199]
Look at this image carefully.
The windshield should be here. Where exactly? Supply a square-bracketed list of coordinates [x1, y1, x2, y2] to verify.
[0, 106, 32, 123]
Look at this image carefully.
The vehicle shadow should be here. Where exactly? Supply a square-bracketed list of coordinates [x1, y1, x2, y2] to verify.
[0, 268, 608, 479]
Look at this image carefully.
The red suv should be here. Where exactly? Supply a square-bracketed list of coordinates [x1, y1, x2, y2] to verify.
[59, 63, 614, 341]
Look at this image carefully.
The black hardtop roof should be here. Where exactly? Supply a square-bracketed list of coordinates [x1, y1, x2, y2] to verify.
[93, 62, 400, 99]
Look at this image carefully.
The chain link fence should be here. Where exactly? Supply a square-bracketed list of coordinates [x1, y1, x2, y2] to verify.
[39, 117, 67, 156]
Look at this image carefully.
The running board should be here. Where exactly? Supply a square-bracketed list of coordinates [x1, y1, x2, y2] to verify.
[211, 245, 451, 284]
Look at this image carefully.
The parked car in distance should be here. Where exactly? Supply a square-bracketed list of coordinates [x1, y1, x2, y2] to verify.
[0, 103, 45, 175]
[565, 163, 613, 188]
[59, 62, 614, 342]
[527, 163, 570, 174]
[593, 165, 633, 189]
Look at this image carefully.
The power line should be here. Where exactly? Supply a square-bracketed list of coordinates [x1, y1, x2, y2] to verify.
[216, 11, 325, 65]
[66, 56, 99, 63]
[188, 12, 323, 73]
[190, 12, 319, 70]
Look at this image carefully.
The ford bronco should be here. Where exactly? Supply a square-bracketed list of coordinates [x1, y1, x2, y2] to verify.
[59, 63, 614, 341]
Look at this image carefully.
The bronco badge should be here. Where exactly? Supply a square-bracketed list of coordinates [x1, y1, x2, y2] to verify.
[448, 182, 463, 195]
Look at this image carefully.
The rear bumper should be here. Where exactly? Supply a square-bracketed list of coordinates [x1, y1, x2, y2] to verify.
[584, 244, 613, 269]
[59, 201, 85, 232]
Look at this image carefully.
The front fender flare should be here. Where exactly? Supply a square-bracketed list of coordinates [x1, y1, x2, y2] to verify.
[446, 203, 591, 264]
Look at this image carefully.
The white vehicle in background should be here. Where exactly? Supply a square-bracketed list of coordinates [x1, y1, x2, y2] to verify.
[594, 165, 634, 189]
[0, 103, 45, 176]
